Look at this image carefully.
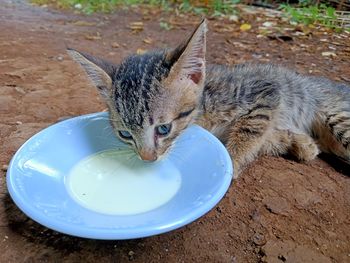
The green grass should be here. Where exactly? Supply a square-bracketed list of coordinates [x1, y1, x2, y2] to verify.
[31, 0, 241, 16]
[281, 3, 348, 31]
[31, 0, 349, 32]
[31, 0, 143, 14]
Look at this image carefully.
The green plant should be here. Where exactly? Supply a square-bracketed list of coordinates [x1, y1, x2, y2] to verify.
[159, 21, 172, 30]
[176, 0, 240, 16]
[281, 3, 341, 30]
[31, 0, 241, 16]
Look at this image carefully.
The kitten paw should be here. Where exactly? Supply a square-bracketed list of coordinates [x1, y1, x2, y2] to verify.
[290, 134, 320, 162]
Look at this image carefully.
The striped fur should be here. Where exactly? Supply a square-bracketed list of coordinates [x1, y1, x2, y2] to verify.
[68, 20, 350, 176]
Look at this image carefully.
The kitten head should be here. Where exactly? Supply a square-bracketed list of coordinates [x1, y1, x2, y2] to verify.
[68, 19, 207, 161]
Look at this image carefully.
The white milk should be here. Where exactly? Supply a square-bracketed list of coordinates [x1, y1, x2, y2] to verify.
[65, 149, 181, 215]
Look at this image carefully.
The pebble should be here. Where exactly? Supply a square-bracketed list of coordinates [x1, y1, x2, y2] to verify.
[128, 250, 135, 260]
[252, 233, 266, 246]
[15, 86, 26, 94]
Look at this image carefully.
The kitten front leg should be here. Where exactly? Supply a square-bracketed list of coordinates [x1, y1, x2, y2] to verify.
[261, 129, 320, 161]
[225, 115, 272, 177]
[227, 124, 320, 177]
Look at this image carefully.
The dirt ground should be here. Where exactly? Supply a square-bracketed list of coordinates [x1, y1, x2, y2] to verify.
[1, 1, 350, 262]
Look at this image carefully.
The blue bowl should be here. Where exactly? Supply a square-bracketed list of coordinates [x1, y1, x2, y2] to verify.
[6, 112, 233, 240]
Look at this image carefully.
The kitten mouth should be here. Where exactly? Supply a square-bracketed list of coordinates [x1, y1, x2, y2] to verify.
[138, 151, 158, 162]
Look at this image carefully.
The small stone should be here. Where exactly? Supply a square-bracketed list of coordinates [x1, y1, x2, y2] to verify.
[252, 233, 266, 246]
[263, 196, 292, 215]
[15, 86, 26, 94]
[229, 15, 239, 22]
[262, 21, 273, 27]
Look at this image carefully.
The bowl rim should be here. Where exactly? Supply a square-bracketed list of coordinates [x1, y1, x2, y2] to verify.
[6, 112, 233, 240]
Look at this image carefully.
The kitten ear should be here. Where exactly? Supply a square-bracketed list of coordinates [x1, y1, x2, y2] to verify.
[166, 19, 207, 85]
[67, 48, 115, 97]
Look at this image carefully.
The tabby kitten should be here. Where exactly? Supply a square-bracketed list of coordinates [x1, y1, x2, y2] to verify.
[68, 19, 350, 177]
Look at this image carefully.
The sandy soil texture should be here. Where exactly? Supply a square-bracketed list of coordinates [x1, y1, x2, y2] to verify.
[1, 1, 349, 262]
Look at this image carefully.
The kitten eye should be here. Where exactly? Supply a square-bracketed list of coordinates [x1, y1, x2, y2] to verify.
[118, 130, 133, 140]
[176, 108, 195, 119]
[156, 124, 172, 136]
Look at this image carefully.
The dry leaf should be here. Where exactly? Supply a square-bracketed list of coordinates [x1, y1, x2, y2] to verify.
[129, 21, 144, 32]
[143, 37, 153, 44]
[111, 42, 120, 48]
[322, 51, 337, 57]
[213, 23, 235, 33]
[136, 48, 147, 55]
[85, 32, 101, 40]
[142, 15, 152, 21]
[240, 23, 252, 31]
[71, 20, 97, 27]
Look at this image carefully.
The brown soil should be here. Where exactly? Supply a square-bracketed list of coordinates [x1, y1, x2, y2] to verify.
[1, 1, 350, 262]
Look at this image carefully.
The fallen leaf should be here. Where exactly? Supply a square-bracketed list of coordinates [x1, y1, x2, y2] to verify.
[111, 42, 120, 48]
[262, 21, 274, 27]
[240, 23, 251, 31]
[142, 15, 152, 21]
[71, 20, 97, 27]
[321, 51, 337, 57]
[136, 48, 147, 55]
[213, 23, 235, 33]
[84, 32, 101, 40]
[129, 21, 144, 32]
[143, 37, 153, 44]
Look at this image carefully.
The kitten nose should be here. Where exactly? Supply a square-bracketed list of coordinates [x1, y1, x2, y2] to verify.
[139, 150, 158, 162]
